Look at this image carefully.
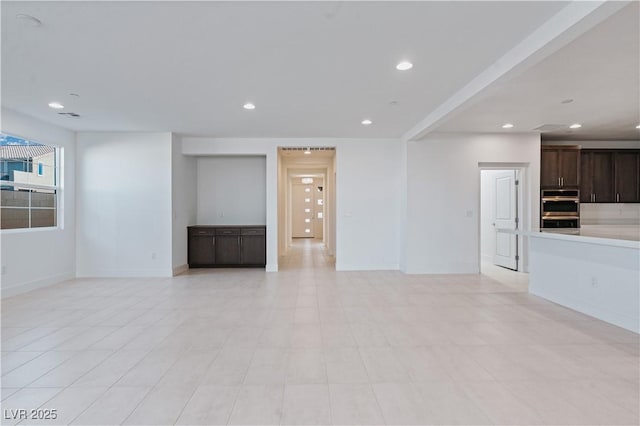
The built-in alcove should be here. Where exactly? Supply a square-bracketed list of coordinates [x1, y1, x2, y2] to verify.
[196, 155, 267, 226]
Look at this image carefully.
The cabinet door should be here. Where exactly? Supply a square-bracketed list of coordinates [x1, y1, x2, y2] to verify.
[241, 235, 266, 265]
[188, 235, 214, 265]
[559, 149, 580, 187]
[215, 236, 241, 264]
[580, 152, 592, 203]
[591, 152, 614, 202]
[541, 149, 560, 188]
[615, 152, 640, 203]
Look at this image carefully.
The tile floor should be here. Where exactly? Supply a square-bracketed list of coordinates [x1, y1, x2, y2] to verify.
[1, 239, 639, 425]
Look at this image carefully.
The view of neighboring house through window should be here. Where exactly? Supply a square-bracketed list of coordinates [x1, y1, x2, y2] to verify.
[1, 133, 58, 229]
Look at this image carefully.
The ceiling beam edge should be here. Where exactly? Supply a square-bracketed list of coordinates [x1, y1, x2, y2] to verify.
[401, 0, 631, 142]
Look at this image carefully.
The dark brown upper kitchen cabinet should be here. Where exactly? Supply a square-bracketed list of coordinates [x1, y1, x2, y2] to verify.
[580, 150, 640, 203]
[614, 151, 640, 203]
[188, 228, 215, 265]
[580, 151, 614, 203]
[541, 146, 580, 188]
[188, 226, 266, 267]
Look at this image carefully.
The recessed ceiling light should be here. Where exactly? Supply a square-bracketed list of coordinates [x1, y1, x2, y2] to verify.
[569, 123, 582, 129]
[16, 14, 42, 27]
[361, 119, 373, 126]
[48, 102, 64, 109]
[502, 123, 514, 129]
[396, 61, 413, 71]
[636, 124, 640, 129]
[243, 103, 255, 110]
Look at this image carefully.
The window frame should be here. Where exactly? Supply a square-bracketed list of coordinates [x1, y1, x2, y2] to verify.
[0, 132, 61, 232]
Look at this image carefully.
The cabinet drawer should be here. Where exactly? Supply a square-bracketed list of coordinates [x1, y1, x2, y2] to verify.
[216, 228, 240, 236]
[189, 228, 215, 236]
[241, 228, 265, 236]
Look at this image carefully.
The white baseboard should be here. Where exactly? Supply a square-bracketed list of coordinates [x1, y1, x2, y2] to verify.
[335, 263, 399, 271]
[266, 263, 278, 272]
[76, 268, 174, 278]
[1, 272, 74, 298]
[172, 264, 189, 276]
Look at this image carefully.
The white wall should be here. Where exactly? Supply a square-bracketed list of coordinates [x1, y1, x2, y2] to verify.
[196, 156, 266, 226]
[404, 133, 540, 274]
[182, 138, 402, 271]
[335, 140, 402, 270]
[76, 132, 173, 277]
[1, 108, 76, 296]
[171, 135, 197, 273]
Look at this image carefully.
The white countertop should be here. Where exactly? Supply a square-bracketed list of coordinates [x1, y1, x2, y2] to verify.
[526, 225, 640, 249]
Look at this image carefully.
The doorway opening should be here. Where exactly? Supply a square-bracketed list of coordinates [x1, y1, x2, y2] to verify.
[277, 147, 336, 270]
[479, 166, 529, 289]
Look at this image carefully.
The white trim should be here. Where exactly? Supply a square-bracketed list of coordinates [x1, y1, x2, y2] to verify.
[1, 225, 60, 234]
[335, 263, 399, 272]
[1, 272, 74, 298]
[266, 262, 278, 272]
[172, 264, 189, 276]
[76, 268, 174, 278]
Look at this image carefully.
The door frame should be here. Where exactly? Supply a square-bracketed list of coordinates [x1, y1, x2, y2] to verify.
[478, 163, 529, 273]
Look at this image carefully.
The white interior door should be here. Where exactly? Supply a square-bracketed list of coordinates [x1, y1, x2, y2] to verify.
[292, 183, 314, 238]
[493, 170, 518, 270]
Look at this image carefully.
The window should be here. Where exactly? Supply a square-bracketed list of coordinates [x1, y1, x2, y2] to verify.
[1, 133, 58, 230]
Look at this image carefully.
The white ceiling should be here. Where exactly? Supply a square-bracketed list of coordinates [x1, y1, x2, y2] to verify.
[2, 1, 571, 138]
[434, 2, 640, 140]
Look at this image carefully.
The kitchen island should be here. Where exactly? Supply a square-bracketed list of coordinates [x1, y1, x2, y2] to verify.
[528, 225, 639, 333]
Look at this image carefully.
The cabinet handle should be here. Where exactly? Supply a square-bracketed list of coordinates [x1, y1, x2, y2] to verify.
[558, 177, 561, 187]
[561, 177, 564, 187]
[617, 193, 620, 203]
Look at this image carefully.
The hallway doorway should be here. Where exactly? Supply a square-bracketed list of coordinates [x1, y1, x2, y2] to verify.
[277, 147, 336, 270]
[278, 238, 336, 271]
[479, 166, 529, 289]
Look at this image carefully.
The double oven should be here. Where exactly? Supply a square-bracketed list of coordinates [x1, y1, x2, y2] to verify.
[541, 189, 580, 228]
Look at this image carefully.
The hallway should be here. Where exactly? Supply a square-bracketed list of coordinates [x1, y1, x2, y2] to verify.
[278, 239, 335, 271]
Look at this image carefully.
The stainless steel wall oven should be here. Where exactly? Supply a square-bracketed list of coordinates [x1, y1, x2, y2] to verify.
[541, 189, 580, 228]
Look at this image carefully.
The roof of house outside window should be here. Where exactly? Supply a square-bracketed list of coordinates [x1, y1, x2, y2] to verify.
[0, 145, 55, 160]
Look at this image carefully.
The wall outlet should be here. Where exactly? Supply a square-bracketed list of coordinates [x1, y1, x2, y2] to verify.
[151, 252, 157, 260]
[1, 265, 6, 275]
[466, 210, 473, 218]
[591, 276, 598, 288]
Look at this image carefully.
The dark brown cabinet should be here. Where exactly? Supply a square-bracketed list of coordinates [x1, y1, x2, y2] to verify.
[580, 151, 614, 203]
[579, 149, 640, 203]
[541, 146, 580, 188]
[188, 228, 215, 265]
[241, 228, 267, 265]
[188, 226, 266, 267]
[614, 151, 640, 203]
